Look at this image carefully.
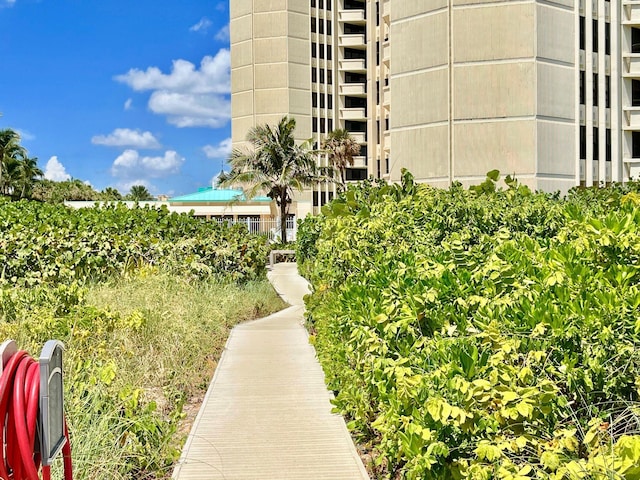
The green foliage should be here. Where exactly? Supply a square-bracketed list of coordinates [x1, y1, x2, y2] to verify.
[0, 200, 269, 285]
[0, 128, 43, 199]
[299, 172, 640, 479]
[0, 276, 285, 479]
[31, 179, 125, 203]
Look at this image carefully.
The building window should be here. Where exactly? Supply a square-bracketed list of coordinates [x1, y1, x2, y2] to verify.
[633, 28, 640, 53]
[606, 75, 610, 108]
[328, 118, 333, 131]
[313, 191, 319, 206]
[345, 168, 367, 181]
[313, 117, 318, 133]
[592, 19, 598, 52]
[593, 127, 599, 161]
[328, 94, 333, 109]
[385, 157, 390, 174]
[580, 126, 586, 160]
[580, 71, 585, 105]
[312, 93, 318, 108]
[605, 22, 610, 55]
[320, 191, 327, 205]
[633, 132, 640, 158]
[345, 72, 366, 84]
[344, 47, 366, 59]
[312, 68, 317, 83]
[327, 70, 333, 84]
[593, 74, 598, 106]
[311, 18, 317, 33]
[311, 0, 316, 7]
[345, 96, 366, 108]
[311, 43, 317, 58]
[606, 129, 611, 162]
[346, 120, 366, 132]
[580, 16, 585, 50]
[344, 23, 365, 35]
[633, 80, 640, 107]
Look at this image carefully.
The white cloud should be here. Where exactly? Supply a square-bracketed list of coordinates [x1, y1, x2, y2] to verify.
[115, 50, 230, 94]
[111, 149, 184, 180]
[124, 98, 132, 110]
[117, 179, 156, 194]
[215, 2, 225, 11]
[203, 138, 232, 159]
[92, 128, 161, 149]
[148, 91, 230, 128]
[114, 50, 231, 129]
[44, 156, 71, 182]
[0, 0, 16, 8]
[15, 129, 35, 141]
[215, 24, 230, 42]
[190, 17, 212, 33]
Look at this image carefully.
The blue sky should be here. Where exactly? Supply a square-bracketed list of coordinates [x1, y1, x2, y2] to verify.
[0, 0, 231, 196]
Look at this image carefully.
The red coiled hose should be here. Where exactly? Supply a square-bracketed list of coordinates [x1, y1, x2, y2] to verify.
[0, 350, 72, 480]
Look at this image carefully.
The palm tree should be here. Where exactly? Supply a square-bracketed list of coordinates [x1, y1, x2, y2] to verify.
[127, 185, 154, 201]
[219, 116, 325, 244]
[0, 129, 26, 196]
[15, 156, 43, 199]
[321, 128, 361, 190]
[101, 187, 123, 201]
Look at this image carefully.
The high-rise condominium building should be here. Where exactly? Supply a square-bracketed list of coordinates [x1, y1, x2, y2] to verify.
[231, 0, 640, 212]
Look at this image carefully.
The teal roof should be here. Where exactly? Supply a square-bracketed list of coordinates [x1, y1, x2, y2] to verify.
[169, 187, 271, 203]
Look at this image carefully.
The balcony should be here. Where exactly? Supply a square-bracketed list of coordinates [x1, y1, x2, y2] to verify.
[382, 42, 390, 64]
[383, 85, 390, 106]
[351, 132, 366, 143]
[339, 34, 366, 48]
[382, 130, 391, 151]
[340, 83, 366, 96]
[352, 156, 367, 168]
[340, 107, 367, 120]
[623, 2, 640, 24]
[623, 54, 640, 77]
[382, 0, 390, 19]
[339, 9, 365, 23]
[623, 106, 640, 128]
[339, 58, 366, 72]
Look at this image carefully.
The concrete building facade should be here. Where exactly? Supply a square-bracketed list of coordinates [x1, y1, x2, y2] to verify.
[231, 0, 640, 209]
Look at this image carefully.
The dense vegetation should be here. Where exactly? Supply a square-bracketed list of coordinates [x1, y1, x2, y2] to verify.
[0, 200, 280, 479]
[298, 171, 640, 480]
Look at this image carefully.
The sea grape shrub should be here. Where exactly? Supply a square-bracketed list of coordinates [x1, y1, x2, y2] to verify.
[303, 174, 640, 480]
[0, 200, 269, 285]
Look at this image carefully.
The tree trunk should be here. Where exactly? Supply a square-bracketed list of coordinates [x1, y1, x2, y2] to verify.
[280, 198, 288, 244]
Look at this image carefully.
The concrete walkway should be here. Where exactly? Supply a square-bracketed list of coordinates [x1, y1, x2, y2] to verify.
[172, 263, 369, 480]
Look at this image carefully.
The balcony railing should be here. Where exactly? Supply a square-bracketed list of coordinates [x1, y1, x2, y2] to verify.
[340, 107, 367, 120]
[340, 83, 366, 96]
[339, 58, 366, 72]
[339, 9, 365, 23]
[339, 34, 366, 47]
[352, 155, 367, 168]
[623, 106, 640, 129]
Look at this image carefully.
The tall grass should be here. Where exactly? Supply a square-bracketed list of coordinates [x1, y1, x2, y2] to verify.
[0, 273, 286, 479]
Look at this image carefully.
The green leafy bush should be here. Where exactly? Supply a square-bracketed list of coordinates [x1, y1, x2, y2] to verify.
[0, 200, 269, 285]
[299, 171, 640, 479]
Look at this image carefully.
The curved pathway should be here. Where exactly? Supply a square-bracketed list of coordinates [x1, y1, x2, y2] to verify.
[172, 263, 369, 479]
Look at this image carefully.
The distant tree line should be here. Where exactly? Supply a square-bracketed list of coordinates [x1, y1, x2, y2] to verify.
[0, 127, 155, 203]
